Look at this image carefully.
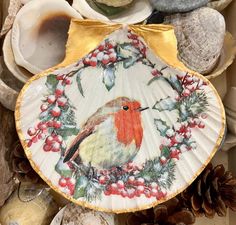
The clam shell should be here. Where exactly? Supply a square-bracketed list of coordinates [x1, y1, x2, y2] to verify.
[149, 0, 209, 13]
[3, 31, 33, 83]
[95, 0, 133, 7]
[206, 32, 236, 80]
[11, 0, 82, 74]
[72, 0, 153, 24]
[208, 0, 233, 11]
[0, 56, 23, 111]
[165, 7, 226, 75]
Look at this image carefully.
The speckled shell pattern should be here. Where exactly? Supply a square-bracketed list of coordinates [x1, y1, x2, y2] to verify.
[165, 7, 226, 74]
[62, 203, 115, 225]
[149, 0, 209, 13]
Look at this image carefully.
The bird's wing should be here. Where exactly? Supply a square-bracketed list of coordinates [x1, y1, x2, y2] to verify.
[63, 115, 108, 163]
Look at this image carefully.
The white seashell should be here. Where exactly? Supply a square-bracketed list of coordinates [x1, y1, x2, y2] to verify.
[165, 7, 226, 75]
[3, 31, 33, 83]
[11, 0, 82, 74]
[72, 0, 153, 24]
[208, 0, 233, 11]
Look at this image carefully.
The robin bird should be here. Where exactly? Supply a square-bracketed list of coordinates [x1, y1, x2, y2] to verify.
[63, 97, 149, 169]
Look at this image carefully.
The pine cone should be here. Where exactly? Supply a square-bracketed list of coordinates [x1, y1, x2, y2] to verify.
[8, 141, 44, 184]
[181, 163, 236, 218]
[126, 197, 195, 225]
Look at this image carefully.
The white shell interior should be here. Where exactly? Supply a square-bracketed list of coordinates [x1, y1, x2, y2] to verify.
[11, 0, 82, 74]
[3, 31, 32, 83]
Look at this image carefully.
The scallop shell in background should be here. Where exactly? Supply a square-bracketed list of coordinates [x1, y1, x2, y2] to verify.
[208, 0, 233, 11]
[11, 0, 82, 74]
[3, 31, 33, 83]
[72, 0, 153, 24]
[0, 56, 23, 111]
[205, 32, 236, 80]
[95, 0, 133, 7]
[165, 7, 226, 75]
[63, 204, 116, 225]
[0, 0, 22, 37]
[15, 24, 225, 213]
[149, 0, 209, 13]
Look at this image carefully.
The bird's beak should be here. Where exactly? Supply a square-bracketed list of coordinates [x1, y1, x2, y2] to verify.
[137, 107, 149, 112]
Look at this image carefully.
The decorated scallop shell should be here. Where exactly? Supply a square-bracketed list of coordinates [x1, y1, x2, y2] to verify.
[165, 7, 226, 75]
[72, 0, 153, 24]
[15, 21, 225, 213]
[149, 0, 209, 13]
[11, 0, 82, 74]
[3, 31, 33, 83]
[208, 0, 233, 11]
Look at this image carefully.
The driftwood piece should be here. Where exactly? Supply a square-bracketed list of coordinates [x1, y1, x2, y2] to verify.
[0, 103, 16, 206]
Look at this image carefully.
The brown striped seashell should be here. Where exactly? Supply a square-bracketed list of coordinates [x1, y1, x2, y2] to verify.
[165, 7, 226, 75]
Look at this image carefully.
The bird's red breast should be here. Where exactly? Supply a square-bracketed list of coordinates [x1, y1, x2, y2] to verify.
[114, 101, 143, 149]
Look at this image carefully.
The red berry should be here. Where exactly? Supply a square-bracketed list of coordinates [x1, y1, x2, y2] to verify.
[99, 176, 106, 185]
[144, 190, 151, 198]
[27, 127, 36, 136]
[117, 180, 125, 189]
[43, 144, 51, 152]
[136, 186, 145, 195]
[160, 156, 167, 165]
[106, 43, 113, 49]
[83, 58, 90, 65]
[98, 45, 105, 51]
[47, 120, 54, 127]
[128, 176, 135, 184]
[151, 189, 158, 197]
[40, 104, 48, 112]
[120, 190, 128, 198]
[37, 122, 47, 130]
[54, 135, 63, 144]
[55, 88, 64, 97]
[104, 190, 111, 196]
[90, 60, 97, 67]
[51, 142, 60, 152]
[56, 75, 64, 80]
[64, 79, 71, 85]
[27, 140, 32, 147]
[136, 178, 145, 186]
[51, 106, 61, 117]
[46, 136, 54, 145]
[59, 178, 67, 187]
[198, 122, 205, 129]
[47, 95, 56, 104]
[53, 121, 62, 129]
[151, 69, 160, 76]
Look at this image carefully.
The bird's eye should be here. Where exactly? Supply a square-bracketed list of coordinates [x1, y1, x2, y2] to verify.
[123, 106, 129, 111]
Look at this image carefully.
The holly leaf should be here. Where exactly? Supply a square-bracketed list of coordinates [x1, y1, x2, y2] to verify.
[123, 56, 138, 69]
[168, 75, 183, 94]
[55, 158, 73, 177]
[154, 119, 170, 136]
[74, 176, 89, 199]
[153, 97, 177, 112]
[57, 126, 79, 139]
[103, 65, 116, 91]
[46, 74, 59, 90]
[76, 69, 84, 97]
